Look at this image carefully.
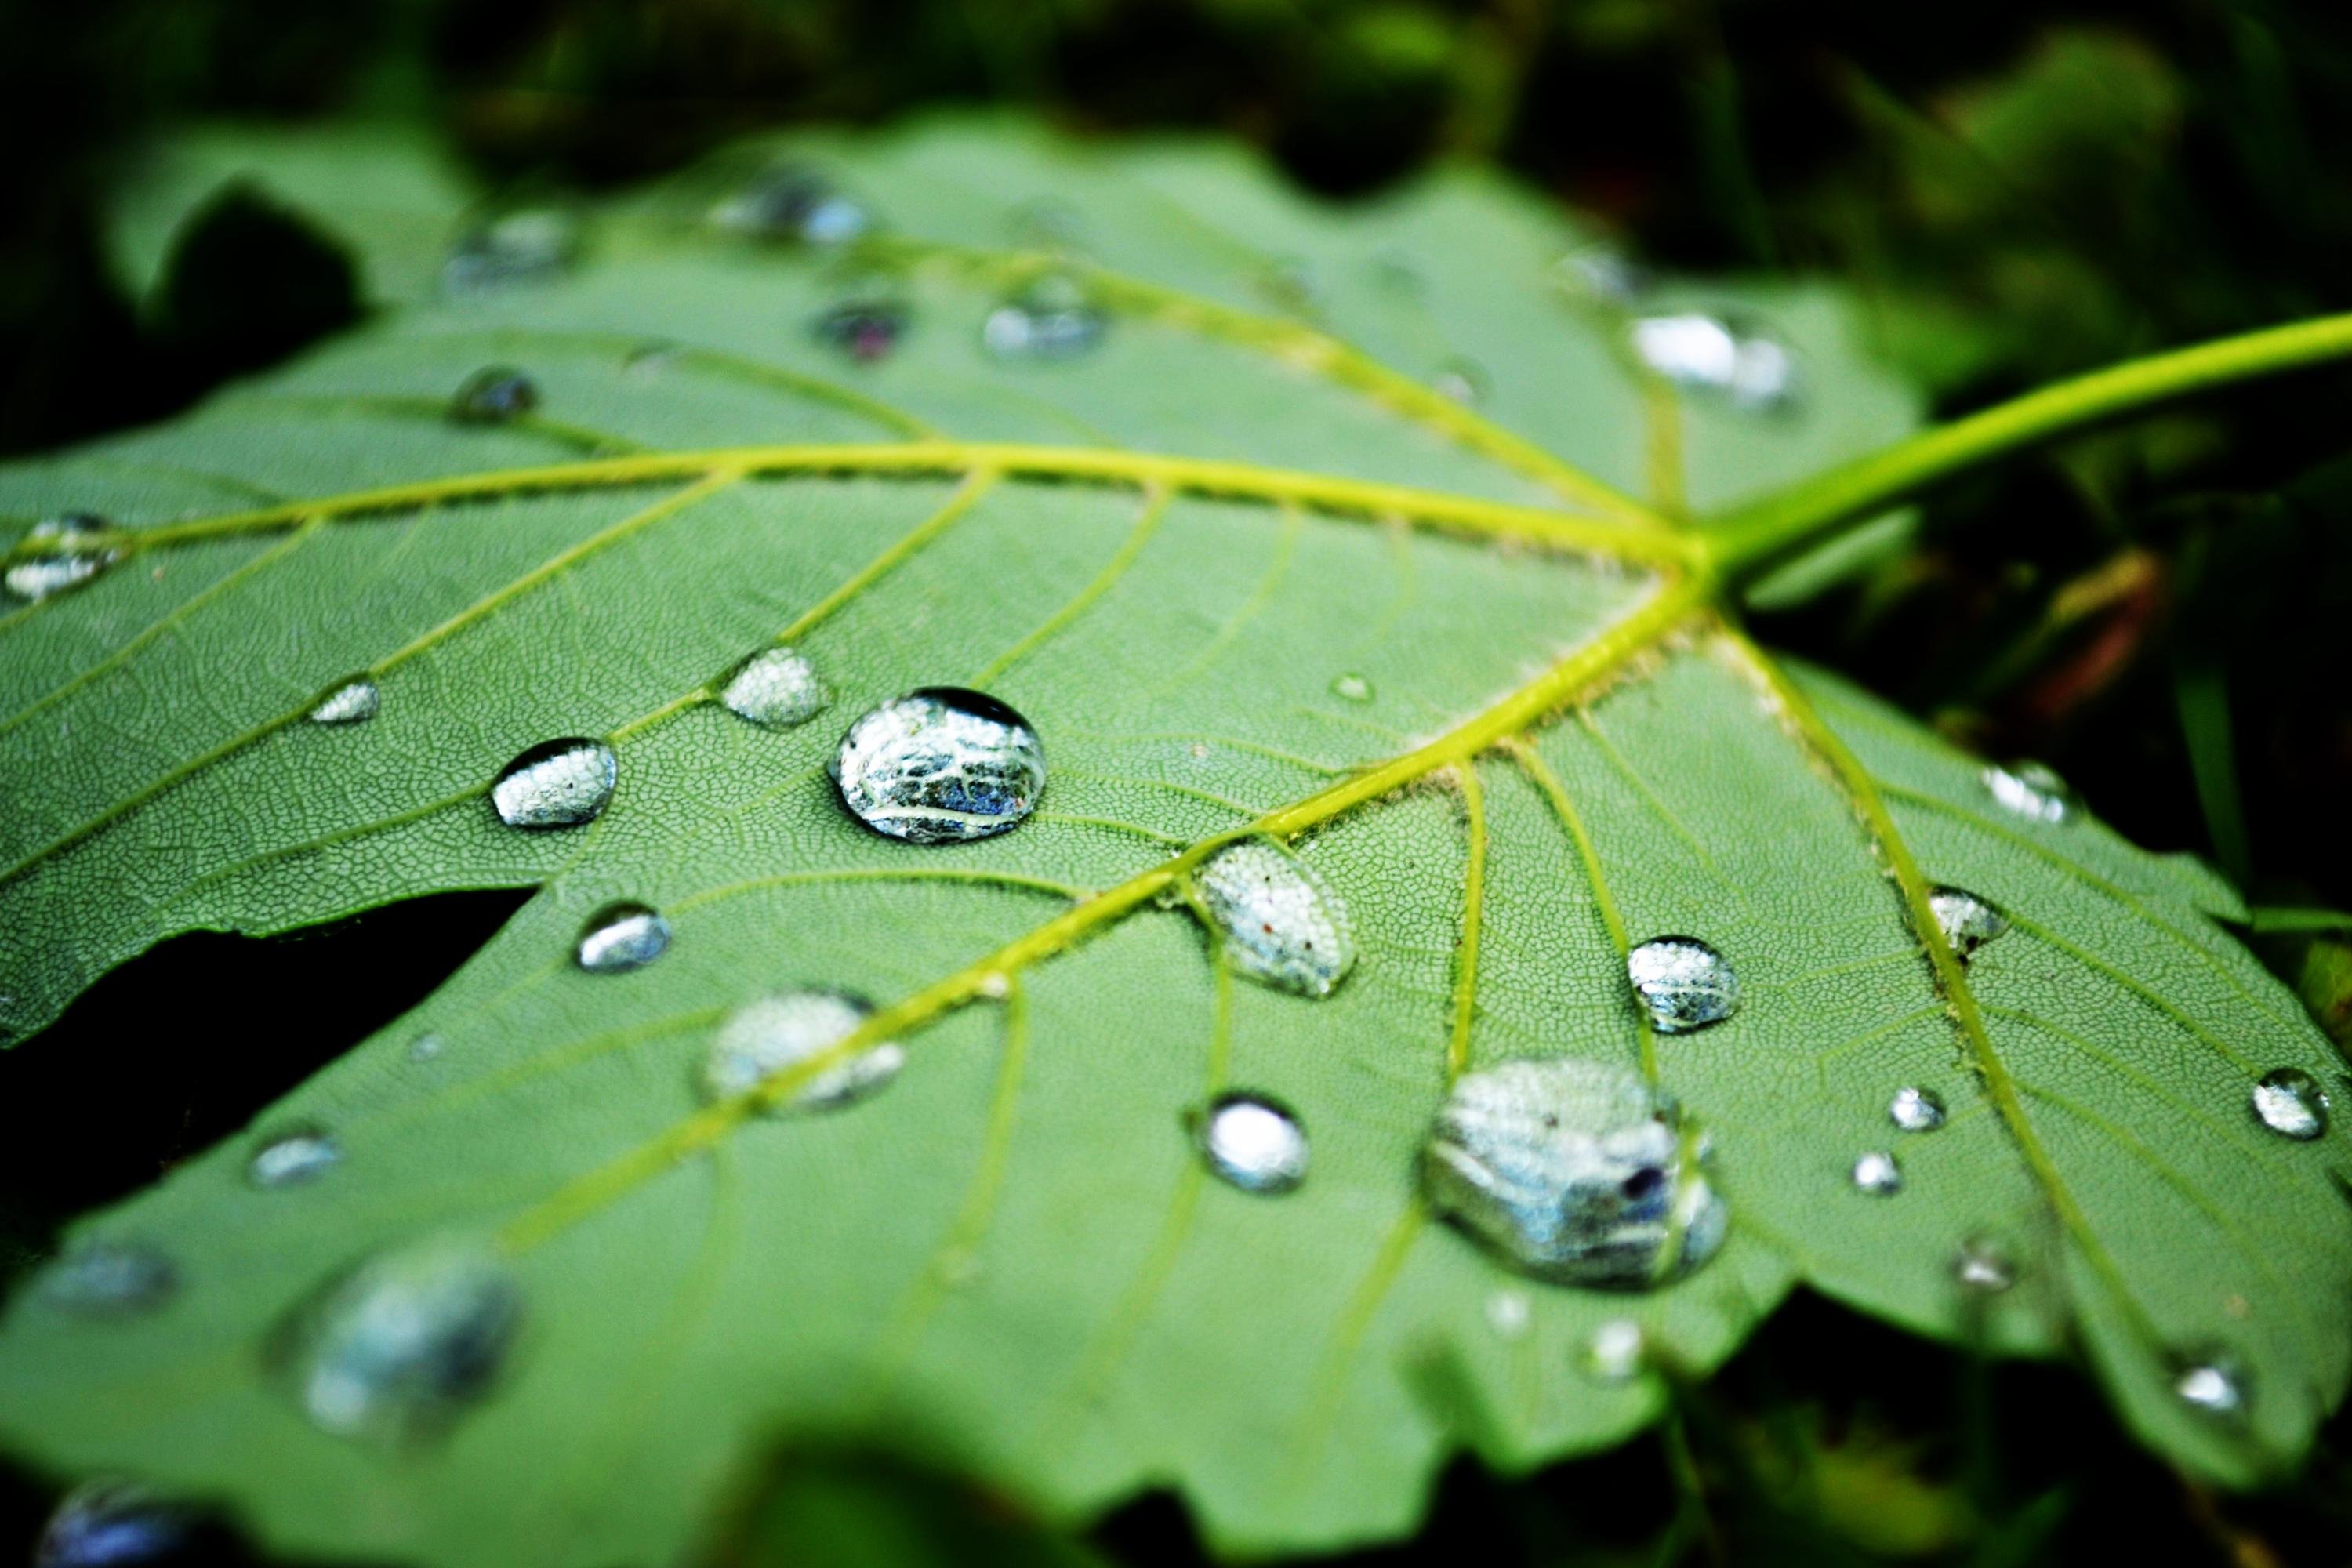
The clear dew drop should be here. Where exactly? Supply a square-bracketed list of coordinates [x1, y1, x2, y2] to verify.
[407, 1032, 446, 1064]
[1582, 1318, 1647, 1384]
[1423, 1057, 1728, 1289]
[307, 678, 379, 726]
[981, 273, 1109, 362]
[5, 514, 120, 603]
[1192, 839, 1356, 998]
[1889, 1085, 1947, 1133]
[1954, 1236, 2016, 1294]
[276, 1239, 521, 1443]
[1329, 672, 1374, 703]
[491, 738, 617, 829]
[2251, 1067, 2328, 1141]
[811, 296, 909, 364]
[1982, 760, 2073, 824]
[1928, 885, 2009, 958]
[1190, 1092, 1309, 1195]
[1485, 1288, 1533, 1338]
[711, 163, 873, 245]
[442, 208, 579, 296]
[1850, 1150, 1903, 1196]
[1430, 358, 1489, 407]
[1553, 242, 1649, 303]
[830, 688, 1045, 844]
[1626, 937, 1739, 1034]
[2175, 1354, 2249, 1417]
[1628, 311, 1798, 412]
[450, 365, 539, 425]
[720, 645, 829, 729]
[38, 1241, 177, 1316]
[35, 1479, 203, 1568]
[249, 1128, 342, 1189]
[575, 902, 671, 974]
[700, 990, 905, 1114]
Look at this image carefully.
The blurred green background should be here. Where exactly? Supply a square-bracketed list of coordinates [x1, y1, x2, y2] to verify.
[7, 1, 2352, 1562]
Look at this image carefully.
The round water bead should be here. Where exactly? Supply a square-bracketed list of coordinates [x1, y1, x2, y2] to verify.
[1190, 1092, 1309, 1194]
[1192, 839, 1356, 998]
[1628, 311, 1796, 412]
[1625, 937, 1738, 1034]
[2174, 1353, 2249, 1417]
[831, 688, 1044, 844]
[6, 514, 120, 603]
[307, 678, 379, 725]
[1582, 1318, 1647, 1383]
[491, 739, 617, 829]
[1954, 1236, 2016, 1294]
[2251, 1067, 2328, 1141]
[276, 1239, 521, 1443]
[1928, 886, 2008, 959]
[1982, 761, 2073, 825]
[701, 990, 905, 1113]
[450, 366, 539, 424]
[1850, 1150, 1902, 1196]
[1888, 1085, 1947, 1133]
[575, 902, 671, 974]
[720, 645, 829, 729]
[249, 1128, 342, 1189]
[811, 297, 909, 363]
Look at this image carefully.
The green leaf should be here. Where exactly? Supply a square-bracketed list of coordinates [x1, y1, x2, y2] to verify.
[2, 119, 2345, 1568]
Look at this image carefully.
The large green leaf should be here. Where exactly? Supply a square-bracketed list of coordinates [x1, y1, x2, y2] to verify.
[2, 119, 2344, 1568]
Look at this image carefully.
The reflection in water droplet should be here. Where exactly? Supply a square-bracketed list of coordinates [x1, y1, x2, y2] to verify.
[249, 1129, 342, 1189]
[1889, 1086, 1947, 1133]
[278, 1240, 521, 1442]
[1430, 358, 1489, 407]
[38, 1242, 176, 1316]
[1423, 1058, 1727, 1288]
[1191, 1092, 1308, 1194]
[711, 164, 873, 245]
[1486, 1288, 1532, 1338]
[5, 514, 121, 603]
[1929, 886, 2009, 958]
[1850, 1150, 1902, 1196]
[308, 679, 379, 726]
[408, 1033, 446, 1064]
[1982, 761, 2073, 824]
[575, 902, 671, 974]
[1583, 1318, 1646, 1383]
[811, 297, 909, 364]
[720, 646, 829, 729]
[701, 990, 904, 1113]
[1626, 938, 1738, 1034]
[35, 1479, 202, 1568]
[450, 366, 539, 424]
[443, 209, 579, 296]
[1955, 1237, 2016, 1294]
[1554, 244, 1648, 303]
[982, 274, 1109, 362]
[2252, 1067, 2328, 1140]
[492, 739, 617, 829]
[1628, 312, 1797, 412]
[2175, 1355, 2249, 1417]
[1193, 840, 1356, 998]
[831, 688, 1044, 843]
[1330, 672, 1374, 703]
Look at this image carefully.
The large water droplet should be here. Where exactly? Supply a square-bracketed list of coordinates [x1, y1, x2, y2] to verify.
[1625, 937, 1738, 1034]
[38, 1241, 176, 1316]
[811, 296, 909, 364]
[1954, 1236, 2016, 1294]
[249, 1128, 342, 1189]
[442, 208, 579, 296]
[575, 902, 671, 974]
[450, 366, 539, 425]
[1982, 761, 2073, 824]
[2175, 1353, 2249, 1417]
[1628, 311, 1797, 412]
[1889, 1085, 1947, 1133]
[1423, 1057, 1728, 1288]
[1850, 1150, 1902, 1196]
[711, 164, 873, 245]
[700, 990, 904, 1113]
[1581, 1318, 1647, 1383]
[6, 514, 120, 603]
[1929, 886, 2009, 958]
[35, 1480, 203, 1568]
[308, 678, 379, 726]
[830, 688, 1044, 844]
[720, 646, 829, 729]
[2251, 1067, 2328, 1140]
[491, 738, 617, 829]
[981, 274, 1109, 362]
[1192, 839, 1356, 998]
[276, 1240, 521, 1443]
[1190, 1092, 1308, 1194]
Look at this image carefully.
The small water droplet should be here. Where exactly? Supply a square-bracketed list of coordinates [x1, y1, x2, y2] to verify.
[575, 902, 671, 974]
[1850, 1150, 1902, 1196]
[711, 164, 873, 245]
[1486, 1287, 1533, 1338]
[249, 1128, 342, 1189]
[1190, 1092, 1308, 1194]
[830, 688, 1044, 843]
[6, 514, 121, 603]
[443, 208, 579, 296]
[1889, 1086, 1947, 1133]
[1982, 761, 2073, 824]
[1625, 937, 1738, 1034]
[1628, 311, 1797, 412]
[38, 1241, 176, 1316]
[982, 274, 1109, 362]
[307, 678, 379, 725]
[1954, 1236, 2016, 1294]
[811, 296, 909, 364]
[1928, 886, 2009, 958]
[2251, 1067, 2328, 1140]
[450, 366, 539, 424]
[491, 738, 617, 829]
[276, 1239, 521, 1442]
[1423, 1058, 1728, 1288]
[1554, 243, 1649, 303]
[720, 646, 829, 729]
[1330, 672, 1374, 703]
[407, 1032, 446, 1064]
[35, 1479, 204, 1568]
[1192, 839, 1356, 997]
[1582, 1318, 1647, 1383]
[2174, 1353, 2249, 1417]
[1430, 358, 1489, 406]
[701, 990, 905, 1113]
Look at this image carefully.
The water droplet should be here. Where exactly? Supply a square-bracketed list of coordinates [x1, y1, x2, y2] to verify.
[450, 366, 539, 425]
[407, 1032, 446, 1064]
[1625, 937, 1738, 1034]
[1554, 243, 1648, 303]
[1423, 1058, 1728, 1288]
[307, 678, 379, 725]
[700, 990, 905, 1113]
[2252, 1067, 2328, 1140]
[1982, 761, 2073, 824]
[1927, 886, 2008, 959]
[5, 514, 120, 603]
[491, 738, 617, 829]
[1954, 1236, 2016, 1294]
[1889, 1086, 1947, 1133]
[1628, 311, 1797, 412]
[811, 297, 909, 364]
[720, 645, 829, 729]
[1430, 358, 1489, 407]
[1330, 672, 1374, 703]
[830, 688, 1044, 844]
[442, 207, 579, 296]
[575, 902, 671, 974]
[2175, 1353, 2249, 1417]
[1486, 1288, 1532, 1338]
[1850, 1150, 1902, 1196]
[711, 164, 873, 245]
[981, 274, 1109, 362]
[249, 1128, 341, 1189]
[1582, 1318, 1647, 1383]
[1192, 839, 1356, 998]
[1190, 1092, 1308, 1194]
[35, 1479, 203, 1568]
[276, 1239, 521, 1443]
[38, 1241, 176, 1316]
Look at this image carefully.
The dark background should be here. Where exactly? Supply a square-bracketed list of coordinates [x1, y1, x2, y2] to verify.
[5, 1, 2352, 1562]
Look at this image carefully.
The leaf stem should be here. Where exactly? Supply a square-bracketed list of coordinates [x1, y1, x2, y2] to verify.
[1704, 311, 2352, 583]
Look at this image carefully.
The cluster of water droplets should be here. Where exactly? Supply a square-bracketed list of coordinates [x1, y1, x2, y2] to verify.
[830, 688, 1045, 843]
[5, 514, 120, 603]
[701, 990, 905, 1112]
